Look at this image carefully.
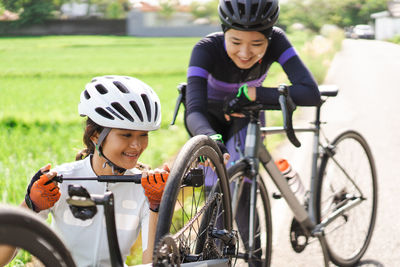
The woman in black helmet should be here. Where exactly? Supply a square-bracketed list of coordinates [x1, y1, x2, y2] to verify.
[185, 0, 320, 160]
[184, 0, 320, 266]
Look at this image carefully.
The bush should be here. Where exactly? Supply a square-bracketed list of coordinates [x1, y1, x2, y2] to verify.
[105, 2, 125, 19]
[389, 35, 400, 44]
[190, 0, 219, 24]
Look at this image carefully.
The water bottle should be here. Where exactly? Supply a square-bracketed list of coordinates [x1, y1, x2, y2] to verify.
[275, 158, 305, 202]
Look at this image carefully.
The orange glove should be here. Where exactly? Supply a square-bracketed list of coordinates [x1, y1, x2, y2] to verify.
[25, 165, 60, 212]
[141, 171, 169, 212]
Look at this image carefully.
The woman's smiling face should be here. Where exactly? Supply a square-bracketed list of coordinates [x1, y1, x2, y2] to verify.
[224, 29, 269, 69]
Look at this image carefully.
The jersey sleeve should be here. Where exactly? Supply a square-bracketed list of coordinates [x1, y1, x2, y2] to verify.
[185, 35, 221, 136]
[256, 28, 321, 106]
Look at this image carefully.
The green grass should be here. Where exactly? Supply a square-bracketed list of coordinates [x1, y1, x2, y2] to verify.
[388, 34, 400, 44]
[0, 32, 341, 266]
[0, 36, 198, 202]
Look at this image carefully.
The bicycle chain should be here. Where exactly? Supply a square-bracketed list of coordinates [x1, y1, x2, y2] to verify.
[154, 193, 221, 266]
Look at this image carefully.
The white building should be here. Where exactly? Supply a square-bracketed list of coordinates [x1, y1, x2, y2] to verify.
[371, 0, 400, 40]
[60, 3, 102, 18]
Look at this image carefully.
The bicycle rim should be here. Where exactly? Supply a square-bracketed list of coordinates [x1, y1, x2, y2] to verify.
[0, 204, 76, 267]
[316, 130, 377, 266]
[228, 162, 272, 267]
[154, 135, 232, 265]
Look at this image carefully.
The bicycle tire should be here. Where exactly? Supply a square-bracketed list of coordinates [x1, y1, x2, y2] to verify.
[0, 204, 76, 267]
[316, 130, 377, 266]
[154, 135, 232, 265]
[228, 161, 272, 267]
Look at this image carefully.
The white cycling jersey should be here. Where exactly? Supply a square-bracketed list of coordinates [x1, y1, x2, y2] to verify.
[40, 156, 150, 267]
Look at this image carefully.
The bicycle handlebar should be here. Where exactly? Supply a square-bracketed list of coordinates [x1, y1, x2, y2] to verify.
[169, 82, 301, 147]
[51, 174, 142, 184]
[278, 84, 301, 147]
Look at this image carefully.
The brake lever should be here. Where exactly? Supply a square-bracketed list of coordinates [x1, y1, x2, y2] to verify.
[171, 83, 187, 125]
[278, 84, 301, 148]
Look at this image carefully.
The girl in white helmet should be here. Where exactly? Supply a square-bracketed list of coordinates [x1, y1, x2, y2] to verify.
[0, 75, 168, 266]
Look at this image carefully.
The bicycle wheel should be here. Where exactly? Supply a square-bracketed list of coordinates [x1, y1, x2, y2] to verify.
[154, 135, 232, 265]
[228, 161, 272, 267]
[0, 204, 76, 267]
[316, 130, 377, 266]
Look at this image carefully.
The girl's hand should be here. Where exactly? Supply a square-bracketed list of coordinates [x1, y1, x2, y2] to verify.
[25, 164, 60, 212]
[141, 164, 169, 212]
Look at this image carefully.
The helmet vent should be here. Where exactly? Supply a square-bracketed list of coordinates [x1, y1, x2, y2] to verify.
[238, 2, 245, 17]
[141, 94, 152, 122]
[83, 90, 91, 100]
[129, 101, 144, 122]
[95, 107, 114, 120]
[225, 1, 234, 16]
[111, 102, 134, 122]
[251, 3, 258, 16]
[263, 2, 272, 17]
[113, 81, 129, 93]
[154, 102, 159, 123]
[95, 84, 108, 95]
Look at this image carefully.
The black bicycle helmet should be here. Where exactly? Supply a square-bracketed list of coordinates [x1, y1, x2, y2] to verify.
[219, 0, 280, 31]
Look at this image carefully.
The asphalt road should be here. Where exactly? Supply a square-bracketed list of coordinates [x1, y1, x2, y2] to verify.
[265, 39, 400, 266]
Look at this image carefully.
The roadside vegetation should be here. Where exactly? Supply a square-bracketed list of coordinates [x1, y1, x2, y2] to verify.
[0, 0, 388, 30]
[388, 35, 400, 44]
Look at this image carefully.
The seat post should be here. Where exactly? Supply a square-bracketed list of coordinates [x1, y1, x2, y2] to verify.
[309, 104, 322, 224]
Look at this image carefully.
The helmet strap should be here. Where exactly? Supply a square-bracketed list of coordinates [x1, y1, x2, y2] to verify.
[95, 128, 127, 175]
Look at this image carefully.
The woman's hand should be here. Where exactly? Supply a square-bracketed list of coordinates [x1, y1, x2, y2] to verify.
[25, 164, 60, 212]
[141, 164, 169, 212]
[223, 85, 256, 121]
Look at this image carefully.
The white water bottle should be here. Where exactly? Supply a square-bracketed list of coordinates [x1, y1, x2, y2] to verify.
[275, 158, 305, 202]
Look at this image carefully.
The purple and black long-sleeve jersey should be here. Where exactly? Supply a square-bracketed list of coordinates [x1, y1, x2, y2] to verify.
[185, 27, 320, 139]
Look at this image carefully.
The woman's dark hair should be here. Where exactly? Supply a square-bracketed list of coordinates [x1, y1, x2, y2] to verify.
[75, 118, 104, 161]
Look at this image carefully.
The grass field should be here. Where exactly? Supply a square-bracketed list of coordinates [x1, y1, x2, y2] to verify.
[0, 30, 342, 265]
[0, 36, 198, 204]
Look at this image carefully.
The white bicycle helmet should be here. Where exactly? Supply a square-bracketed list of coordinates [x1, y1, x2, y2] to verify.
[78, 75, 161, 131]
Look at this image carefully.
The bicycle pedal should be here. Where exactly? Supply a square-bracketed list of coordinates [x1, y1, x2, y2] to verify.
[290, 218, 308, 253]
[272, 192, 282, 199]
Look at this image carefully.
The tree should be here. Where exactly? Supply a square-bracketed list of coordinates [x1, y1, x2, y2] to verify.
[279, 0, 389, 32]
[190, 0, 219, 24]
[338, 0, 388, 27]
[158, 0, 179, 19]
[3, 0, 55, 26]
[87, 0, 131, 18]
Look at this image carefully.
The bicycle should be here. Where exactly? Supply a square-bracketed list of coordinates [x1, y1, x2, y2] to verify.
[153, 83, 377, 267]
[0, 84, 377, 267]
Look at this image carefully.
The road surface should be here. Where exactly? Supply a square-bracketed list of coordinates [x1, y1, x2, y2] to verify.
[266, 39, 400, 266]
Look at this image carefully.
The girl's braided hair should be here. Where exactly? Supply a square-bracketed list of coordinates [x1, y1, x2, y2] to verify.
[75, 118, 103, 161]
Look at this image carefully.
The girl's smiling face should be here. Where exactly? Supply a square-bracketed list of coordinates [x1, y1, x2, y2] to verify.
[93, 128, 149, 174]
[224, 29, 269, 69]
